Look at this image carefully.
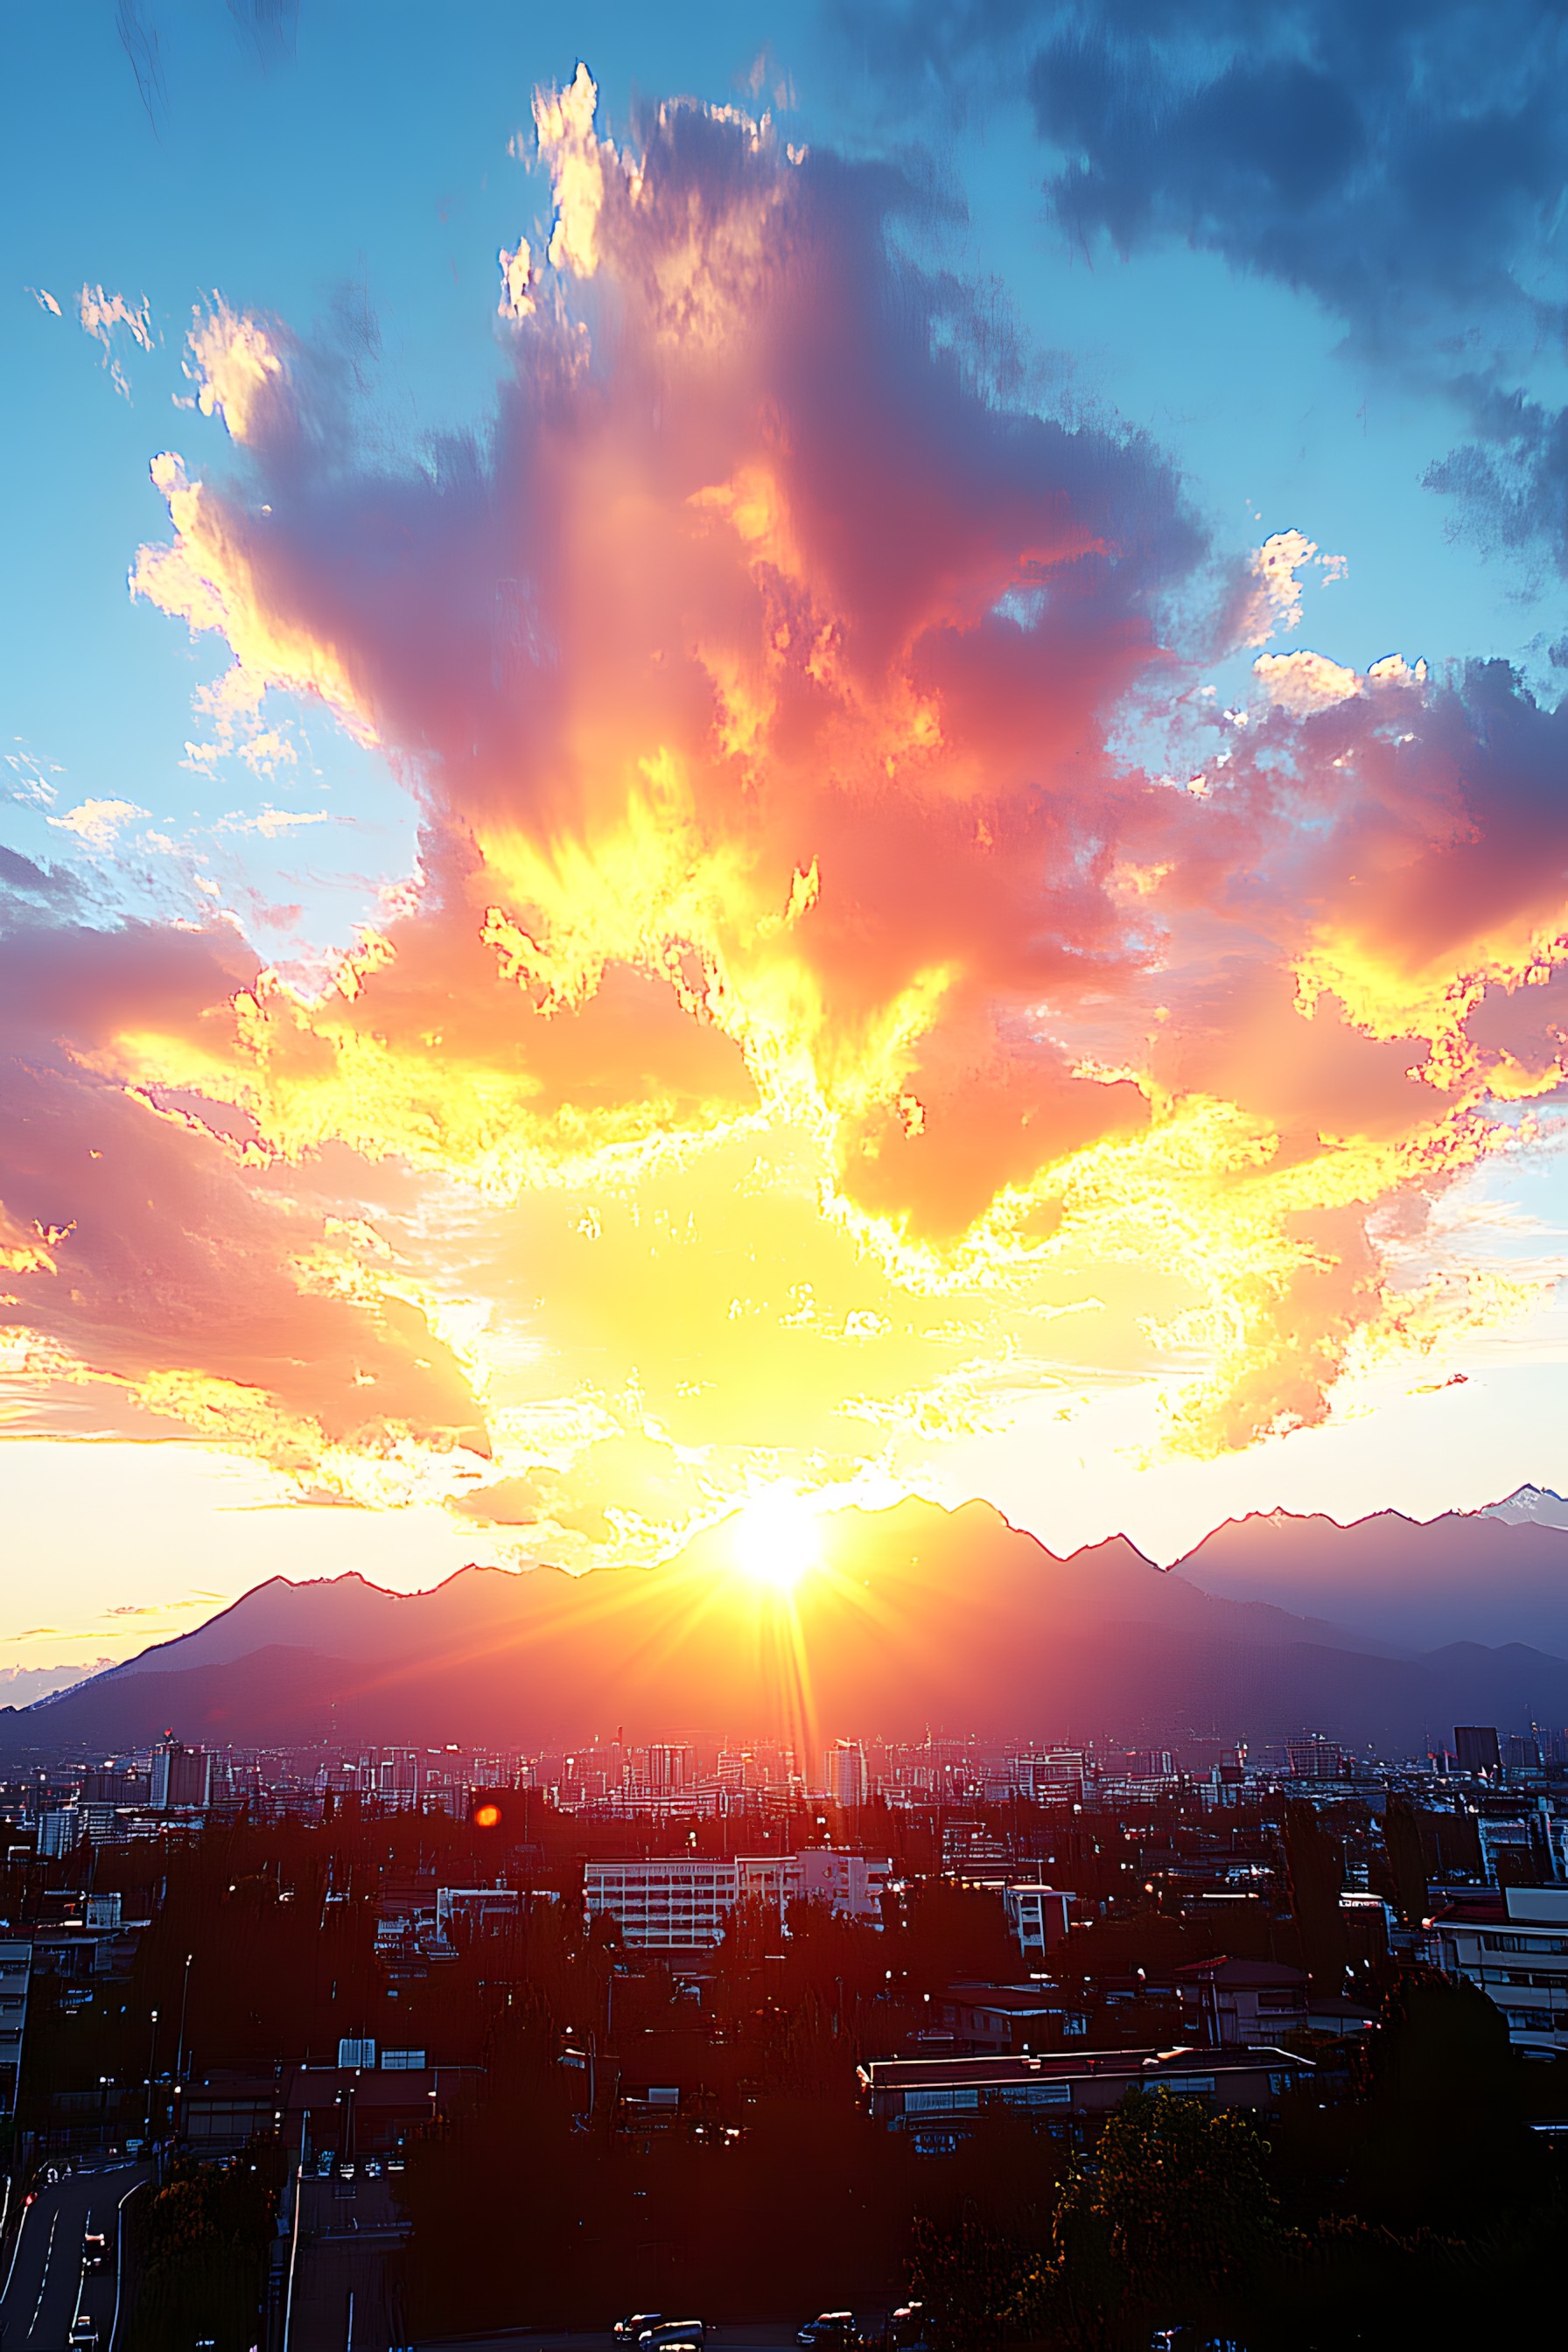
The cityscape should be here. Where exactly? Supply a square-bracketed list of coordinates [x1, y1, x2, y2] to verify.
[11, 0, 1568, 2343]
[0, 1699, 1567, 2343]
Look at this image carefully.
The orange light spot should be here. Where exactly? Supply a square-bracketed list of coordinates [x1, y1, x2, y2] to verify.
[473, 1802, 501, 1829]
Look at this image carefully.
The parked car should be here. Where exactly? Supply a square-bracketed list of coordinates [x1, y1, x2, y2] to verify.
[799, 2315, 858, 2347]
[890, 2306, 929, 2351]
[613, 2317, 662, 2345]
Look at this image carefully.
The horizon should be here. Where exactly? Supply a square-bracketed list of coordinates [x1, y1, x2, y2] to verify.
[8, 4, 1568, 1690]
[12, 11, 1568, 2342]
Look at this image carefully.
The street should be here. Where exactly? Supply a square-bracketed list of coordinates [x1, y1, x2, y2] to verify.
[283, 2170, 411, 2351]
[0, 2160, 149, 2352]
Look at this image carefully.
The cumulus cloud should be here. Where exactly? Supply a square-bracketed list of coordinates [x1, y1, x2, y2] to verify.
[46, 799, 149, 851]
[13, 69, 1568, 1558]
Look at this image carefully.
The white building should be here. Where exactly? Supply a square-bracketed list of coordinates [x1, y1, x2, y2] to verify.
[1425, 1884, 1568, 2054]
[584, 1858, 741, 1949]
[822, 1740, 870, 1808]
[740, 1848, 891, 1926]
[585, 1848, 892, 1948]
[1003, 1884, 1073, 1960]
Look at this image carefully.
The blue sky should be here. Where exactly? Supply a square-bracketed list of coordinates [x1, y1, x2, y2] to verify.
[6, 0, 1568, 1679]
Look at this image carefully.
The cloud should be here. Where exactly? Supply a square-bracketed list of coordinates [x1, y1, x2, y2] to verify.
[78, 285, 155, 399]
[14, 68, 1568, 1558]
[46, 799, 149, 851]
[846, 0, 1568, 570]
[0, 881, 487, 1476]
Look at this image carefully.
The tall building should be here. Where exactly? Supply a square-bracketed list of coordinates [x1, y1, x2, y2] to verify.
[1455, 1725, 1502, 1775]
[0, 1942, 30, 2117]
[823, 1739, 869, 1808]
[151, 1740, 211, 1810]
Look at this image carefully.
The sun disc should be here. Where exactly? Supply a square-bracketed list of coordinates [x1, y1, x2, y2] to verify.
[730, 1489, 822, 1592]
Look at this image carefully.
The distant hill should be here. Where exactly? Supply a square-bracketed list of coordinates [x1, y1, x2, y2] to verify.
[1174, 1507, 1568, 1654]
[6, 1497, 1568, 1758]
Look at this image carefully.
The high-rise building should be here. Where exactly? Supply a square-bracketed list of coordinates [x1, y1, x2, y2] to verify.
[150, 1740, 211, 1810]
[823, 1739, 869, 1808]
[0, 1942, 30, 2117]
[1455, 1726, 1502, 1775]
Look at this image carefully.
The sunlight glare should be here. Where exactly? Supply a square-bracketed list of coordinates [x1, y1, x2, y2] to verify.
[729, 1488, 823, 1592]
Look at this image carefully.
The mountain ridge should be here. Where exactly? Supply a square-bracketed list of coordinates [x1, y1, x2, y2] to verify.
[8, 1494, 1568, 1757]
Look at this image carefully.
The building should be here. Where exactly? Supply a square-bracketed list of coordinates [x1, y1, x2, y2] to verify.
[1003, 1884, 1072, 1960]
[941, 1984, 1066, 2054]
[585, 1858, 741, 1949]
[1424, 1885, 1568, 2055]
[860, 2045, 1315, 2152]
[1171, 1958, 1310, 2048]
[822, 1740, 870, 1809]
[150, 1740, 211, 1810]
[749, 1847, 889, 1925]
[1475, 1806, 1568, 1886]
[36, 1808, 80, 1858]
[584, 1848, 892, 1948]
[1287, 1736, 1348, 1782]
[1454, 1726, 1502, 1775]
[0, 1941, 30, 2116]
[180, 2061, 477, 2156]
[435, 1886, 522, 1937]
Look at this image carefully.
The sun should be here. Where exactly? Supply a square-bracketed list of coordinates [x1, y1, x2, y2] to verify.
[729, 1488, 823, 1593]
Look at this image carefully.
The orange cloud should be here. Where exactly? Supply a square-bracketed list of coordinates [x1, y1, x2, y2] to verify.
[10, 77, 1568, 1555]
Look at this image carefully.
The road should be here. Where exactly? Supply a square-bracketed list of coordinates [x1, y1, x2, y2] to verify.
[283, 2171, 410, 2351]
[0, 2160, 149, 2352]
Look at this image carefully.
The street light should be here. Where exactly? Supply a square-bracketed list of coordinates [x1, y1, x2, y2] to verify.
[144, 2007, 159, 2143]
[174, 1951, 193, 2089]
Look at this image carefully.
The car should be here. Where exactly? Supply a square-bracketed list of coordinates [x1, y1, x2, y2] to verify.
[82, 2230, 108, 2272]
[799, 2316, 858, 2347]
[641, 2326, 704, 2350]
[614, 2318, 662, 2345]
[67, 2324, 100, 2348]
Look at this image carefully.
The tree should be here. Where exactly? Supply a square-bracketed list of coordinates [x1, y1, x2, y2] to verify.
[1381, 1797, 1429, 1928]
[1282, 1800, 1349, 1983]
[1046, 2090, 1291, 2348]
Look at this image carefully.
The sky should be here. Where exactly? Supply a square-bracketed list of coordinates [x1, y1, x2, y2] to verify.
[7, 0, 1568, 1686]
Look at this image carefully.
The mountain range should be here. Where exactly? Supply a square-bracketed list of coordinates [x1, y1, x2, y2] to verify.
[6, 1488, 1568, 1758]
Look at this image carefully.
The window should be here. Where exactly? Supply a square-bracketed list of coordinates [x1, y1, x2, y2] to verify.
[904, 2086, 980, 2115]
[1157, 2075, 1215, 2096]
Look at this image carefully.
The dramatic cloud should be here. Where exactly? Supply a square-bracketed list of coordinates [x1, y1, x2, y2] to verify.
[850, 0, 1568, 571]
[11, 71, 1568, 1565]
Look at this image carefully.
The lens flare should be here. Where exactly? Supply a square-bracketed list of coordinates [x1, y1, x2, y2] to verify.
[729, 1488, 822, 1592]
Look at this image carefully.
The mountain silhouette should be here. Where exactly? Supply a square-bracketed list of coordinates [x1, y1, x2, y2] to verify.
[1174, 1505, 1568, 1654]
[6, 1496, 1568, 1756]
